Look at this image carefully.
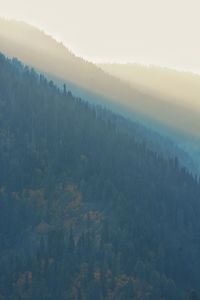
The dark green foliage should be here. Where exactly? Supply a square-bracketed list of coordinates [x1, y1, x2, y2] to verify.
[0, 53, 199, 300]
[189, 291, 199, 300]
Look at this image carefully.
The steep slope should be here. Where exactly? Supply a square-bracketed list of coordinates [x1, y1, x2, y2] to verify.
[0, 18, 199, 141]
[0, 54, 200, 300]
[98, 64, 200, 114]
[98, 63, 200, 173]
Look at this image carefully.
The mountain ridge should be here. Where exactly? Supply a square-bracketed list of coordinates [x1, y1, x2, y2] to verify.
[0, 18, 199, 139]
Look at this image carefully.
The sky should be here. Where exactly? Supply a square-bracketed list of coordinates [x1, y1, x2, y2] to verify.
[0, 0, 200, 73]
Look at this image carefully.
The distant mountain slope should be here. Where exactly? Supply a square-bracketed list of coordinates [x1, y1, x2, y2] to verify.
[98, 64, 200, 169]
[98, 63, 200, 113]
[0, 18, 199, 140]
[0, 54, 200, 300]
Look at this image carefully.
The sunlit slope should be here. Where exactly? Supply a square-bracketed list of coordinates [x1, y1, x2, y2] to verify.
[99, 63, 200, 114]
[0, 18, 199, 138]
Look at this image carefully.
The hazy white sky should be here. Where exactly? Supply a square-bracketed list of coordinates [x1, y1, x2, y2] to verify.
[0, 0, 200, 72]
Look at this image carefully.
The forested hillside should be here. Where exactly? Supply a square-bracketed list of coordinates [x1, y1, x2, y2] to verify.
[1, 18, 200, 140]
[0, 54, 200, 300]
[98, 63, 200, 174]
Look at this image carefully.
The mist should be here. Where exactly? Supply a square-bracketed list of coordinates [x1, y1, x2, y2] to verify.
[1, 0, 200, 73]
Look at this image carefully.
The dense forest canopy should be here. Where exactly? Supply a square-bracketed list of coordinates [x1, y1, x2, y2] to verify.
[0, 54, 199, 300]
